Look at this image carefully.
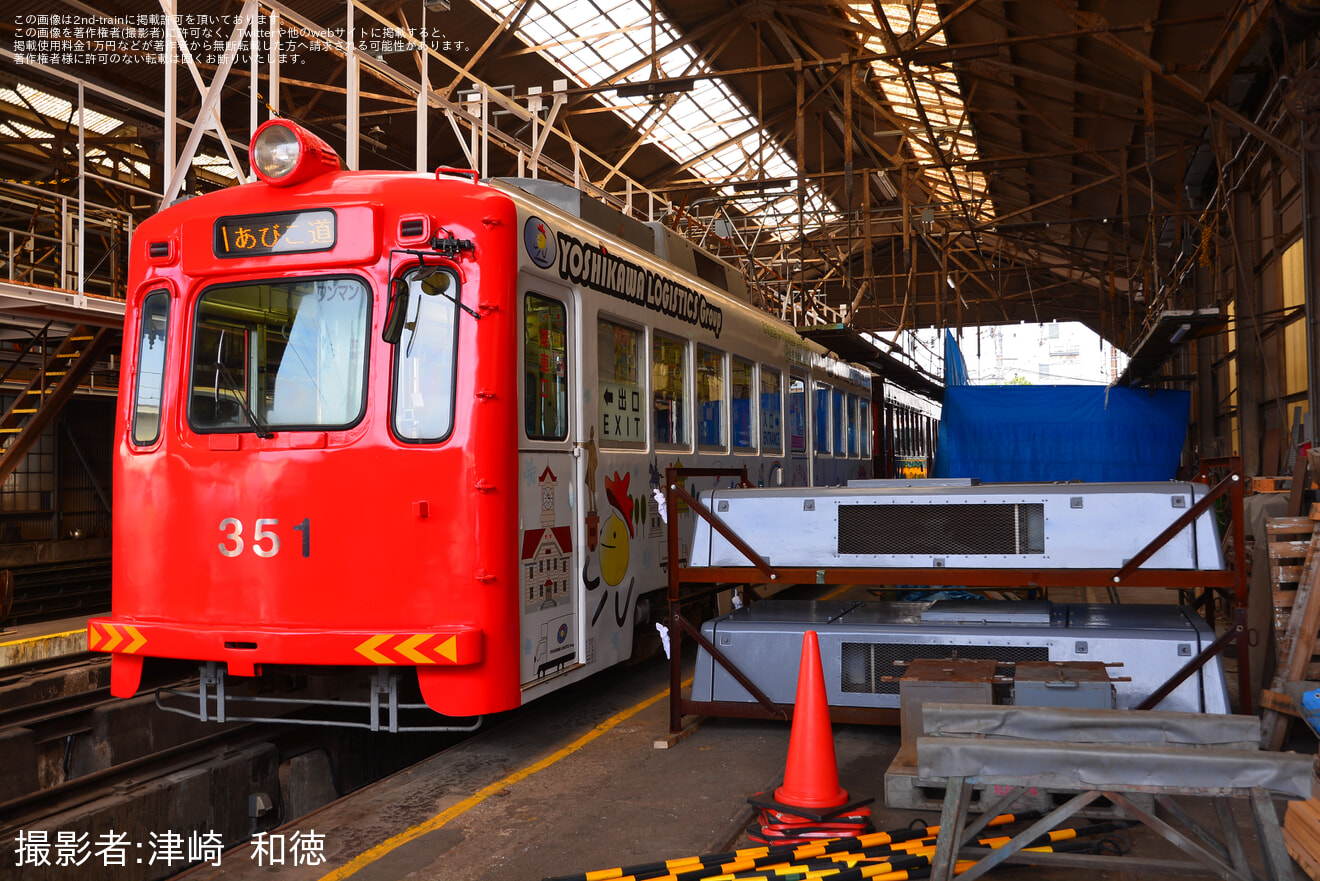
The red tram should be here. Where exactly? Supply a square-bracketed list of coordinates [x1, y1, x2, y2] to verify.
[89, 120, 874, 729]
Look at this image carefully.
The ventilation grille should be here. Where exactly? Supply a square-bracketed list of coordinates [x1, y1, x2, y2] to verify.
[840, 642, 1048, 694]
[838, 503, 1045, 556]
[148, 241, 171, 258]
[399, 218, 426, 239]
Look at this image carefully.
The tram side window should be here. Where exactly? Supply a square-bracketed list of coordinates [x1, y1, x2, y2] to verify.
[788, 375, 807, 454]
[697, 347, 726, 450]
[653, 334, 688, 445]
[524, 294, 569, 441]
[859, 398, 870, 458]
[847, 394, 859, 456]
[731, 358, 755, 451]
[597, 319, 644, 446]
[814, 382, 831, 454]
[833, 388, 846, 456]
[760, 366, 782, 453]
[132, 291, 170, 445]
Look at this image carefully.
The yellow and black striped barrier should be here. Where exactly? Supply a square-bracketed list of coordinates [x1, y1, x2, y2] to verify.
[541, 810, 1104, 881]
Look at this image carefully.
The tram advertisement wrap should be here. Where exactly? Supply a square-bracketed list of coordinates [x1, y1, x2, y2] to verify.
[554, 231, 724, 337]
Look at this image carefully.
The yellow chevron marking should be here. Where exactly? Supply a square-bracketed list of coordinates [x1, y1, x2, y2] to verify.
[396, 633, 433, 665]
[123, 625, 147, 654]
[87, 622, 102, 650]
[101, 623, 123, 652]
[354, 633, 393, 664]
[435, 635, 458, 663]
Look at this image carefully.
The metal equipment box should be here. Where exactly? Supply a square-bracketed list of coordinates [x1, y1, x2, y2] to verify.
[899, 658, 996, 747]
[1012, 660, 1116, 710]
[691, 600, 1229, 714]
[690, 481, 1223, 571]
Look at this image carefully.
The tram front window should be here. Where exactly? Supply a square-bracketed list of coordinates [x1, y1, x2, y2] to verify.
[394, 267, 460, 442]
[189, 276, 370, 433]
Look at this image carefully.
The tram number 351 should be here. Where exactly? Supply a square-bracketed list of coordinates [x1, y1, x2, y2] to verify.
[218, 517, 312, 558]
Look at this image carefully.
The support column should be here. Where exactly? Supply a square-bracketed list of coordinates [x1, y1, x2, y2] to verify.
[1304, 123, 1320, 442]
[1233, 186, 1262, 476]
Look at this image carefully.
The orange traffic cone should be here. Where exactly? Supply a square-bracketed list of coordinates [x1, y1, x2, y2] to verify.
[775, 630, 848, 809]
[747, 630, 873, 833]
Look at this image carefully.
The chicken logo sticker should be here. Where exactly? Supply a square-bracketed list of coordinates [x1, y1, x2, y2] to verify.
[582, 471, 636, 628]
[524, 216, 556, 269]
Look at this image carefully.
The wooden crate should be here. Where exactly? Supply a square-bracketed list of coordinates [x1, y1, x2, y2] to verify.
[1286, 799, 1320, 880]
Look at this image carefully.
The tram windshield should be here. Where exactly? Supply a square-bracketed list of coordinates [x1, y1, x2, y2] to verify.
[189, 276, 370, 432]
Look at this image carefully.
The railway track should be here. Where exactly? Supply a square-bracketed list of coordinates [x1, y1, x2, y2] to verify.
[1, 558, 111, 627]
[0, 721, 273, 836]
[2, 653, 476, 881]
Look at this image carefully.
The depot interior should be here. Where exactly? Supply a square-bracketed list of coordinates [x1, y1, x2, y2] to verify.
[5, 0, 1320, 875]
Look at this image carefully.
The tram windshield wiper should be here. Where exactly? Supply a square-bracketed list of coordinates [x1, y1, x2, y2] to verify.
[214, 331, 274, 439]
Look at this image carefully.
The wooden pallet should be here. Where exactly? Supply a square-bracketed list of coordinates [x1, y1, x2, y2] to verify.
[1255, 476, 1295, 493]
[1263, 517, 1320, 749]
[1286, 799, 1320, 881]
[1267, 517, 1319, 638]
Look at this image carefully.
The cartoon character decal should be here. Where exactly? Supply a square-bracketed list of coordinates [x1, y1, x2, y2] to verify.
[582, 471, 637, 628]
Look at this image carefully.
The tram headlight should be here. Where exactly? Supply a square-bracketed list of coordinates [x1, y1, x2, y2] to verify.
[249, 120, 342, 187]
[253, 124, 300, 180]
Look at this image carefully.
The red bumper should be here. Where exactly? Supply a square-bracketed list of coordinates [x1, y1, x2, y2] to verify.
[87, 617, 484, 695]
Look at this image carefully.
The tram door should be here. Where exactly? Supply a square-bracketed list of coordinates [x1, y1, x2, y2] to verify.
[518, 287, 581, 686]
[787, 371, 810, 486]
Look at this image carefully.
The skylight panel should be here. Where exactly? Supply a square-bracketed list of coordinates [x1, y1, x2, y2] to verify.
[849, 2, 993, 220]
[0, 84, 124, 136]
[86, 150, 152, 181]
[0, 120, 51, 141]
[469, 0, 837, 239]
[193, 154, 238, 180]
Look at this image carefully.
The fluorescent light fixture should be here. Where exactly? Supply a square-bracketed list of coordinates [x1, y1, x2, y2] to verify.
[615, 77, 696, 99]
[1170, 323, 1191, 344]
[731, 177, 793, 193]
[874, 170, 898, 200]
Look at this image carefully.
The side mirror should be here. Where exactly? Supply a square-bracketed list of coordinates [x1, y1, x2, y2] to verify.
[382, 277, 409, 344]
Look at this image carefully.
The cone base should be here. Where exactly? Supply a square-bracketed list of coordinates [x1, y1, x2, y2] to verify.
[747, 789, 875, 823]
[773, 782, 849, 809]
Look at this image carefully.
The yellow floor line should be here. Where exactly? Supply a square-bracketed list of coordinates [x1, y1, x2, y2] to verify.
[0, 628, 85, 648]
[317, 677, 688, 881]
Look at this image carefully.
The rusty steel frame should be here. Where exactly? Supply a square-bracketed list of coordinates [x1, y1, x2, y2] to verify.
[664, 460, 1251, 734]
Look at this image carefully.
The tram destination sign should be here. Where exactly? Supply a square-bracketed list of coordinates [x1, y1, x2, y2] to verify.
[214, 209, 337, 258]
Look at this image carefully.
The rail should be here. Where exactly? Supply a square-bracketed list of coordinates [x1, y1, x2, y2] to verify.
[663, 461, 1251, 734]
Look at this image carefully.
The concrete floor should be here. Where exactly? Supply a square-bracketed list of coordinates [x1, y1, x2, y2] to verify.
[167, 643, 1308, 881]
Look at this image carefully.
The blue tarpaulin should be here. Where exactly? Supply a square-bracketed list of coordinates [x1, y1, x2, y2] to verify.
[944, 329, 970, 387]
[932, 384, 1190, 482]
